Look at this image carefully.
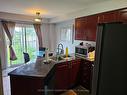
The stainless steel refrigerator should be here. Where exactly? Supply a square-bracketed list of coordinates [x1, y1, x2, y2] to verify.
[92, 23, 127, 95]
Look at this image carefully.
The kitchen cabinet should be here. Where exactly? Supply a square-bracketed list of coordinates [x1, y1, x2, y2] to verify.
[10, 75, 44, 95]
[54, 59, 81, 94]
[79, 59, 93, 91]
[69, 59, 81, 87]
[86, 15, 98, 41]
[8, 60, 55, 95]
[75, 17, 87, 40]
[75, 15, 97, 41]
[119, 9, 127, 23]
[75, 10, 122, 41]
[55, 62, 69, 91]
[98, 11, 120, 23]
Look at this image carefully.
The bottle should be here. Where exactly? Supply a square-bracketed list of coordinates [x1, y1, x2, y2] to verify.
[45, 48, 49, 62]
[65, 47, 68, 58]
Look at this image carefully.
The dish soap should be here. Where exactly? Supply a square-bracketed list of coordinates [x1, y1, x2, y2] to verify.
[45, 48, 49, 62]
[65, 47, 68, 58]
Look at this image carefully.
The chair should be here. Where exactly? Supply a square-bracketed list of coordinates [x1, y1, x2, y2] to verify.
[23, 52, 30, 63]
[39, 47, 46, 51]
[38, 47, 46, 57]
[38, 47, 54, 57]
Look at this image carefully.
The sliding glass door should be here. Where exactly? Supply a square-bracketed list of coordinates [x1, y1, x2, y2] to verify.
[6, 24, 38, 66]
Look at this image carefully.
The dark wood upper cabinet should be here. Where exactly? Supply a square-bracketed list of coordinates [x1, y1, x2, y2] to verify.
[97, 13, 104, 24]
[86, 15, 98, 41]
[75, 17, 87, 40]
[75, 9, 126, 41]
[119, 9, 127, 23]
[75, 15, 97, 41]
[98, 11, 120, 23]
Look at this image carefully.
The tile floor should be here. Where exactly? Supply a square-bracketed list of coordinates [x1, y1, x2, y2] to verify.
[2, 67, 19, 95]
[3, 76, 10, 95]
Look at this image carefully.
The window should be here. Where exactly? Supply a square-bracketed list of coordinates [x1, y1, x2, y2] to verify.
[6, 24, 38, 66]
[60, 26, 73, 42]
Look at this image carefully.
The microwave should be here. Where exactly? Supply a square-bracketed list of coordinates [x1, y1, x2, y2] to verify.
[75, 46, 88, 57]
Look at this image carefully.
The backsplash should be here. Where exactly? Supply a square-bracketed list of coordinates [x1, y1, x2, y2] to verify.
[71, 40, 96, 53]
[57, 40, 96, 54]
[74, 40, 96, 47]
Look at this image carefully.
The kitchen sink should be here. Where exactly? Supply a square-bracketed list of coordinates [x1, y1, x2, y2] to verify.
[61, 55, 72, 58]
[49, 54, 73, 62]
[50, 56, 64, 62]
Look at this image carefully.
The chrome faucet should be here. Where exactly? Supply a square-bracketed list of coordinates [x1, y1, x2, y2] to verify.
[56, 43, 64, 61]
[57, 43, 64, 55]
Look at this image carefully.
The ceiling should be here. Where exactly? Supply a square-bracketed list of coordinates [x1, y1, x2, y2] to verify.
[0, 0, 108, 18]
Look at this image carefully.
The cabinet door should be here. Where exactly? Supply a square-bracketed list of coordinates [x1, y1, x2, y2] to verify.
[97, 13, 104, 24]
[103, 11, 119, 23]
[86, 15, 98, 41]
[119, 9, 127, 23]
[98, 11, 119, 23]
[80, 60, 93, 90]
[75, 17, 87, 40]
[55, 62, 69, 90]
[69, 59, 81, 87]
[10, 75, 44, 95]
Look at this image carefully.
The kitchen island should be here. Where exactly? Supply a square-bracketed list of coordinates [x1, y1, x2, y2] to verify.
[8, 55, 93, 95]
[8, 58, 56, 95]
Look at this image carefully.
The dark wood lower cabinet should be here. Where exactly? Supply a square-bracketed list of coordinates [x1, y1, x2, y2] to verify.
[10, 75, 44, 95]
[79, 59, 93, 91]
[55, 62, 69, 91]
[54, 59, 81, 94]
[69, 59, 81, 87]
[54, 58, 94, 94]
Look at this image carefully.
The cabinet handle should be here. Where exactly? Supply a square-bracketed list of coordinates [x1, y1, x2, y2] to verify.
[92, 64, 94, 67]
[67, 62, 71, 68]
[70, 63, 72, 68]
[98, 16, 100, 23]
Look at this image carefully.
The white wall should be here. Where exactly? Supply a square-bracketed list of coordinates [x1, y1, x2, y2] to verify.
[55, 20, 96, 54]
[0, 22, 7, 70]
[41, 23, 57, 52]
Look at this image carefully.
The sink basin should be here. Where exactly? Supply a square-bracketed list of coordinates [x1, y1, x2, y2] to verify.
[61, 55, 72, 58]
[49, 54, 73, 62]
[50, 56, 64, 62]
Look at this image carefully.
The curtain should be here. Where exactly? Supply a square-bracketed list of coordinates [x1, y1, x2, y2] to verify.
[34, 24, 43, 48]
[1, 21, 17, 61]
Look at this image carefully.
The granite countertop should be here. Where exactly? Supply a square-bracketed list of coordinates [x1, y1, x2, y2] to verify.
[8, 54, 94, 78]
[8, 58, 56, 78]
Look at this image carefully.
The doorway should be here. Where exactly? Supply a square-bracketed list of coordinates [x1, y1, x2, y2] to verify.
[6, 24, 38, 67]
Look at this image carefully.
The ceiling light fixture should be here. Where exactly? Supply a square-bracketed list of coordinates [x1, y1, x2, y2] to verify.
[34, 12, 42, 22]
